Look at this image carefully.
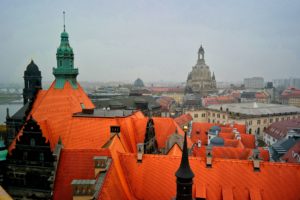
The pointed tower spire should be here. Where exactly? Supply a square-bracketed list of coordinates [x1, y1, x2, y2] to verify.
[63, 11, 66, 31]
[6, 108, 10, 119]
[175, 127, 194, 200]
[53, 12, 79, 89]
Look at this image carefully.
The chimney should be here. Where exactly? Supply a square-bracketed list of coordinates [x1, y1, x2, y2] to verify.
[197, 140, 201, 148]
[71, 180, 96, 200]
[206, 146, 212, 168]
[137, 143, 144, 163]
[252, 149, 261, 172]
[93, 156, 108, 177]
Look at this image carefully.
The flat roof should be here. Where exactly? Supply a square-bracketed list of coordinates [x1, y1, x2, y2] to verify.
[207, 102, 300, 116]
[74, 109, 135, 118]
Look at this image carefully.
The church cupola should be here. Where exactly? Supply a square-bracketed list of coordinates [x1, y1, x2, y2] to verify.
[23, 60, 42, 105]
[53, 12, 79, 89]
[198, 45, 205, 60]
[175, 127, 194, 200]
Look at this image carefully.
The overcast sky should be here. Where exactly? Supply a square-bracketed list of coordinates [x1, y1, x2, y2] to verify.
[0, 0, 299, 84]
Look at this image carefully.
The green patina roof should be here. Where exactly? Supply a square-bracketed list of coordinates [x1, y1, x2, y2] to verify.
[0, 149, 8, 161]
[53, 27, 78, 89]
[0, 140, 7, 161]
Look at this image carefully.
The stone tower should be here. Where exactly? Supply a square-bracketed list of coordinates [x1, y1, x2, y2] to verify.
[53, 14, 79, 89]
[23, 60, 42, 105]
[175, 131, 194, 200]
[186, 45, 217, 96]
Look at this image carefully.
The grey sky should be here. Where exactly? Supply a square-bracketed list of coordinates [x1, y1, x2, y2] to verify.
[0, 0, 300, 84]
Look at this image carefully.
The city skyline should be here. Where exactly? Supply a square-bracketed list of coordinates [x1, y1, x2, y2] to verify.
[0, 0, 300, 83]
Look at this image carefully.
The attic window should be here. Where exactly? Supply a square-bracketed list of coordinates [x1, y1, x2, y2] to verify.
[80, 103, 85, 109]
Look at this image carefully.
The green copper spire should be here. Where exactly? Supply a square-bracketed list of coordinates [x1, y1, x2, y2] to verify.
[53, 11, 78, 89]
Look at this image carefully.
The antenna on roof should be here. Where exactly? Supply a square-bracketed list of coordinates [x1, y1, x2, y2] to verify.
[63, 11, 66, 31]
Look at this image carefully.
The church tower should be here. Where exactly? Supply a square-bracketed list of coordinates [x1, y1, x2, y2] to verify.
[53, 12, 79, 89]
[186, 45, 217, 96]
[23, 60, 42, 105]
[175, 129, 194, 200]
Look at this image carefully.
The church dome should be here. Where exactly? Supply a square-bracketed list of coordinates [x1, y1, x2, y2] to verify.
[25, 60, 41, 76]
[60, 31, 69, 38]
[133, 78, 145, 87]
[210, 137, 224, 146]
[209, 126, 221, 135]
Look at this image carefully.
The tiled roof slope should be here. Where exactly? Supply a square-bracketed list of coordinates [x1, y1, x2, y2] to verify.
[265, 119, 300, 140]
[9, 80, 186, 153]
[192, 146, 269, 161]
[191, 122, 254, 148]
[117, 153, 300, 200]
[281, 87, 300, 98]
[174, 114, 193, 127]
[167, 143, 182, 156]
[282, 140, 300, 163]
[9, 81, 95, 152]
[53, 149, 110, 200]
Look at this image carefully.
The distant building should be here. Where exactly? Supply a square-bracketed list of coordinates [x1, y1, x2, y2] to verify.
[270, 136, 300, 162]
[244, 77, 264, 89]
[273, 77, 300, 89]
[185, 45, 217, 96]
[133, 78, 145, 88]
[280, 87, 300, 107]
[149, 86, 185, 104]
[185, 102, 300, 139]
[202, 95, 238, 107]
[263, 119, 300, 146]
[156, 96, 176, 117]
[94, 95, 161, 117]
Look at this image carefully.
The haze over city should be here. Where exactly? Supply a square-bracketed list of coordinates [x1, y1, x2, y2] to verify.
[0, 0, 300, 83]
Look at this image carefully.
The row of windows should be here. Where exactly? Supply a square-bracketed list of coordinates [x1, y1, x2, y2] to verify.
[247, 115, 299, 126]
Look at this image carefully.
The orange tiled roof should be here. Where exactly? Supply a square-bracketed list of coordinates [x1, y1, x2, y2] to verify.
[240, 133, 256, 149]
[113, 153, 299, 200]
[192, 146, 269, 161]
[53, 149, 110, 200]
[9, 80, 187, 154]
[9, 81, 95, 152]
[282, 140, 300, 163]
[191, 122, 215, 145]
[174, 114, 193, 127]
[167, 143, 182, 156]
[219, 132, 235, 139]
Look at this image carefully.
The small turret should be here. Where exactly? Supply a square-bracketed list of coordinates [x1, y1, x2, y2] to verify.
[23, 60, 42, 104]
[175, 126, 194, 200]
